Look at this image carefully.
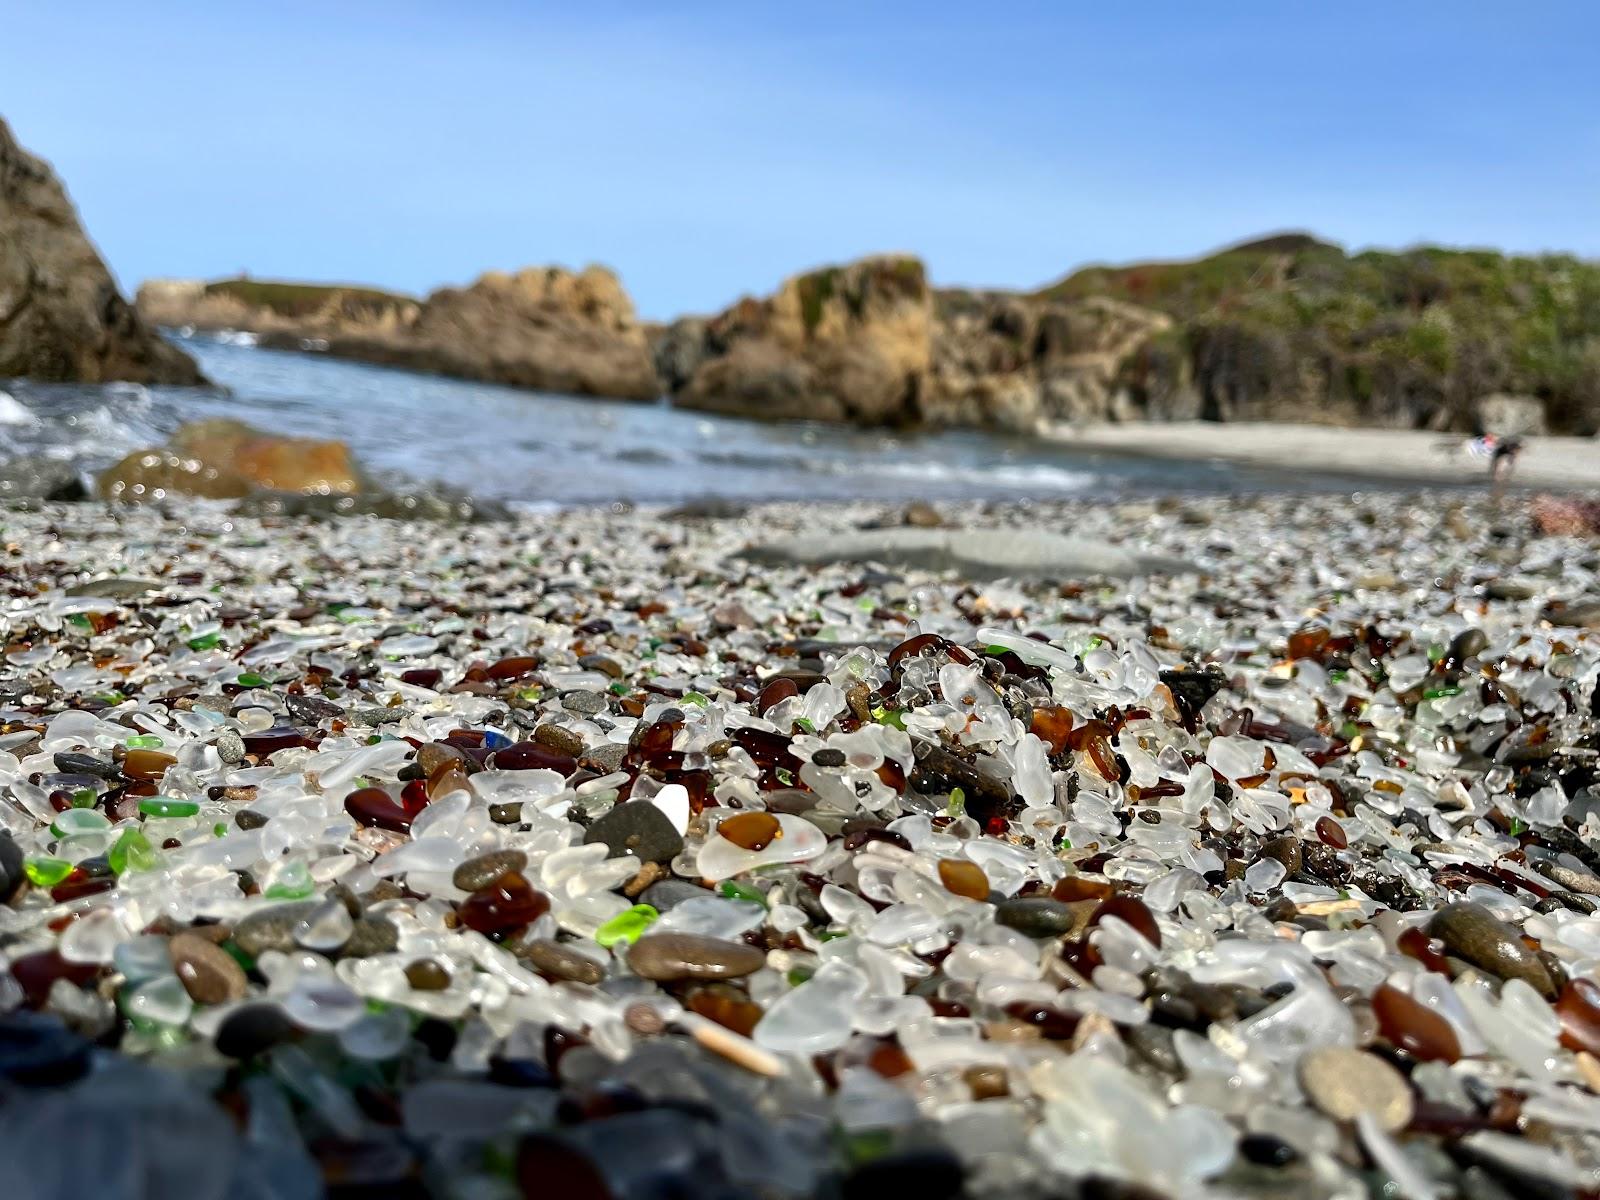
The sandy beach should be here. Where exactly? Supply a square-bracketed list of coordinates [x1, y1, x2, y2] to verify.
[1048, 420, 1600, 490]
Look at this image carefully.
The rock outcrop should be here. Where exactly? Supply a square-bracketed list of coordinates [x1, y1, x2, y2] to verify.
[658, 256, 1172, 431]
[926, 291, 1171, 431]
[0, 118, 203, 385]
[99, 418, 358, 500]
[140, 266, 660, 402]
[659, 256, 934, 424]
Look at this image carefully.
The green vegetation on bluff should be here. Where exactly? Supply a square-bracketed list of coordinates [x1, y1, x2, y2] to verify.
[1043, 235, 1600, 433]
[205, 278, 414, 320]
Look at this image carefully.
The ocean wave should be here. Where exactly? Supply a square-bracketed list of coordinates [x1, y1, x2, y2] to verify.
[0, 391, 40, 427]
[803, 456, 1098, 492]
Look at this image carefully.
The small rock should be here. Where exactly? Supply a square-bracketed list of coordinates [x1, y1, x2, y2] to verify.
[1297, 1046, 1413, 1132]
[518, 939, 605, 984]
[562, 690, 608, 716]
[640, 879, 708, 912]
[404, 958, 451, 991]
[168, 933, 248, 1005]
[533, 724, 586, 759]
[342, 916, 400, 958]
[0, 832, 24, 902]
[452, 849, 528, 893]
[214, 1003, 294, 1059]
[232, 903, 318, 958]
[215, 730, 246, 764]
[1429, 902, 1557, 997]
[626, 933, 766, 981]
[993, 897, 1083, 938]
[583, 800, 684, 865]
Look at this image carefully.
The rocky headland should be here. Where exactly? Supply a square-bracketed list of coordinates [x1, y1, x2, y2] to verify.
[140, 232, 1600, 437]
[0, 119, 202, 386]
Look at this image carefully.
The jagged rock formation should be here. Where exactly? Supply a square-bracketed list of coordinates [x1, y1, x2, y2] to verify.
[0, 118, 203, 384]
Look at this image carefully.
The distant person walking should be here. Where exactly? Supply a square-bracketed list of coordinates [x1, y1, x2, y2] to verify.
[1467, 433, 1524, 488]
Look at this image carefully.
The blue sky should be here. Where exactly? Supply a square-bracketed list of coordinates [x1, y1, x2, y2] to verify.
[4, 2, 1596, 319]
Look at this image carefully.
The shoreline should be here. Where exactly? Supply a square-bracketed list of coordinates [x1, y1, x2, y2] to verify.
[1045, 419, 1600, 490]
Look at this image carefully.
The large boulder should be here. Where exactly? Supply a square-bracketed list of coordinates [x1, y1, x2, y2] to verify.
[0, 118, 203, 385]
[98, 418, 359, 500]
[665, 256, 934, 424]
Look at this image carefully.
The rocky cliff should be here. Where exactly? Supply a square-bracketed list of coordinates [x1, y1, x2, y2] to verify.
[0, 118, 203, 385]
[657, 256, 1173, 431]
[141, 265, 660, 401]
[656, 256, 933, 424]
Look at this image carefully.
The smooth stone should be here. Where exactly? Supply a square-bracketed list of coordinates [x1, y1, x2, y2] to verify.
[214, 1003, 294, 1059]
[168, 933, 248, 1005]
[452, 849, 528, 893]
[215, 729, 246, 764]
[64, 576, 160, 599]
[1545, 863, 1600, 897]
[533, 724, 586, 759]
[562, 691, 608, 716]
[517, 939, 606, 985]
[1298, 1046, 1414, 1132]
[739, 528, 1196, 580]
[232, 903, 319, 958]
[1429, 902, 1557, 998]
[626, 933, 766, 981]
[992, 897, 1082, 938]
[639, 880, 709, 912]
[583, 801, 684, 865]
[52, 751, 119, 779]
[404, 958, 451, 991]
[342, 917, 400, 958]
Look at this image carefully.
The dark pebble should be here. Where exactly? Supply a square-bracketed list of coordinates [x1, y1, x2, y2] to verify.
[215, 1003, 294, 1059]
[52, 751, 118, 780]
[233, 902, 319, 958]
[582, 801, 684, 865]
[0, 832, 23, 901]
[1239, 1133, 1299, 1167]
[811, 748, 847, 768]
[994, 897, 1082, 938]
[562, 691, 608, 716]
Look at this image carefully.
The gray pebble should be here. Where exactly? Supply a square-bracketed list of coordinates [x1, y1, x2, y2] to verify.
[342, 916, 400, 958]
[232, 903, 319, 958]
[215, 730, 245, 764]
[583, 801, 683, 865]
[562, 690, 608, 716]
[640, 879, 709, 912]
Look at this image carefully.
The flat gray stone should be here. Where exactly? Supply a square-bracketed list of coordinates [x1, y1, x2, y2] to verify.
[738, 528, 1195, 580]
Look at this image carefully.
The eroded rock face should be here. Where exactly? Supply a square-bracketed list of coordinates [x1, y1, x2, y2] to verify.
[927, 291, 1173, 431]
[664, 256, 934, 425]
[658, 257, 1173, 430]
[0, 118, 203, 385]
